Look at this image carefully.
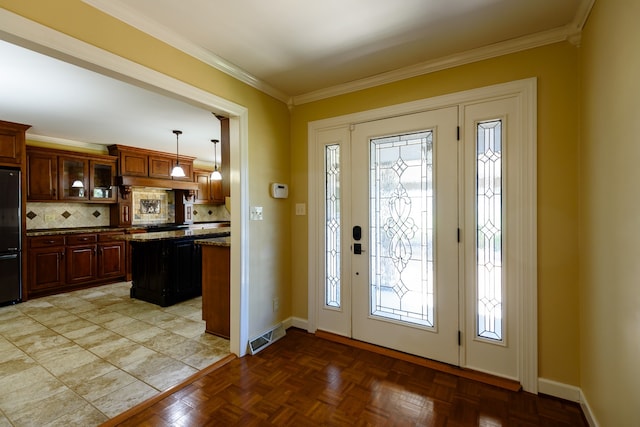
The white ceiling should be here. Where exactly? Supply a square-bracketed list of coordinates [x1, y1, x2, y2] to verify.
[0, 0, 592, 162]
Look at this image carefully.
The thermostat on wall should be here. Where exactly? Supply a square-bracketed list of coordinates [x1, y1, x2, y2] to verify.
[270, 183, 288, 199]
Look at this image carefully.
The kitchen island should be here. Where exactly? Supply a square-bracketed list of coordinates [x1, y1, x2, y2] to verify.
[122, 227, 230, 307]
[195, 236, 231, 338]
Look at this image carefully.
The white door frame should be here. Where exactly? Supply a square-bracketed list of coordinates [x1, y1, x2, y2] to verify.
[0, 9, 251, 356]
[308, 78, 538, 392]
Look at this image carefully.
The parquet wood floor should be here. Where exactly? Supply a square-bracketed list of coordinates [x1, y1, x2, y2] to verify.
[108, 328, 587, 426]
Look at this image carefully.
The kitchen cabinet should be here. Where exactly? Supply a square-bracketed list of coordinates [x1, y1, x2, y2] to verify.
[148, 154, 172, 179]
[201, 244, 230, 338]
[90, 161, 117, 202]
[118, 149, 148, 176]
[0, 120, 30, 166]
[65, 234, 97, 284]
[98, 233, 126, 279]
[193, 170, 224, 204]
[26, 147, 117, 203]
[27, 151, 57, 200]
[26, 231, 126, 298]
[108, 145, 195, 182]
[59, 156, 89, 201]
[28, 236, 65, 293]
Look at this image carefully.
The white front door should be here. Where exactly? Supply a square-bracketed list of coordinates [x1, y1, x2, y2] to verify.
[350, 108, 460, 365]
[310, 79, 537, 390]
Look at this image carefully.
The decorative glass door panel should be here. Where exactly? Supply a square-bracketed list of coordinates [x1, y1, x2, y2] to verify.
[325, 144, 341, 309]
[351, 107, 459, 365]
[369, 132, 434, 328]
[476, 120, 503, 341]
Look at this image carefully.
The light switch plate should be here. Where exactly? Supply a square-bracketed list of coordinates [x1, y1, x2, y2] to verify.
[295, 203, 306, 216]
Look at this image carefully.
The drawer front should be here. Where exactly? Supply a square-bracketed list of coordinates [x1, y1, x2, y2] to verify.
[98, 231, 125, 242]
[29, 236, 65, 248]
[66, 234, 97, 245]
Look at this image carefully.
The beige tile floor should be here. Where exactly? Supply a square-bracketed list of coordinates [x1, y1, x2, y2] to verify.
[0, 282, 230, 426]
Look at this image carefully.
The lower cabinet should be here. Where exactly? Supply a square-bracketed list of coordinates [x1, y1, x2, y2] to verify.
[66, 234, 98, 285]
[130, 237, 202, 307]
[201, 244, 230, 338]
[27, 232, 125, 298]
[28, 236, 65, 294]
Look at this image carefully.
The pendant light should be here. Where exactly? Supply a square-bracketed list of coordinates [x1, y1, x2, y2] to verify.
[210, 139, 222, 180]
[170, 130, 186, 177]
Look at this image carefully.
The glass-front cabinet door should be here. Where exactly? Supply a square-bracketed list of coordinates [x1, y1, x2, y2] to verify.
[59, 156, 89, 201]
[90, 161, 116, 202]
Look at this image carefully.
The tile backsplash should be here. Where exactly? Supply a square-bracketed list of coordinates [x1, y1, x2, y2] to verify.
[26, 202, 110, 230]
[131, 188, 175, 226]
[192, 203, 230, 222]
[26, 193, 230, 230]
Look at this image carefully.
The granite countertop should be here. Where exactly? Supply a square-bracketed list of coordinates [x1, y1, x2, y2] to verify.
[26, 226, 129, 237]
[122, 227, 231, 242]
[194, 236, 231, 247]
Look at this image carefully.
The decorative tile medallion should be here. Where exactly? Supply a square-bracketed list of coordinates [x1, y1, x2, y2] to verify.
[26, 211, 37, 220]
[93, 210, 101, 218]
[61, 211, 71, 219]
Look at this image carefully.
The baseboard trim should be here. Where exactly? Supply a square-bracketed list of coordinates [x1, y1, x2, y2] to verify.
[579, 389, 600, 427]
[538, 378, 599, 427]
[287, 316, 308, 331]
[538, 377, 581, 401]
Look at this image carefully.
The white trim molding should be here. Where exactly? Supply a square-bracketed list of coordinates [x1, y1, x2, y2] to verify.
[538, 378, 599, 427]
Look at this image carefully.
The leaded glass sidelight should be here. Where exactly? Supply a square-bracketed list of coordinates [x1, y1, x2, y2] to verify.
[370, 131, 434, 328]
[476, 120, 503, 341]
[325, 144, 341, 308]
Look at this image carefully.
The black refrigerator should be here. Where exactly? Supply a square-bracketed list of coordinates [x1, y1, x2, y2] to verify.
[0, 168, 22, 305]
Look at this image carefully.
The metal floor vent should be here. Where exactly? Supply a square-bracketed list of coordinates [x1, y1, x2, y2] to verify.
[249, 324, 286, 355]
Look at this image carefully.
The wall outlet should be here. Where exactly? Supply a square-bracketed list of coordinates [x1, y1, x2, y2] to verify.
[272, 297, 279, 312]
[250, 206, 263, 221]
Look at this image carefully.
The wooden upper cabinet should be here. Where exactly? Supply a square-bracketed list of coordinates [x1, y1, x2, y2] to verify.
[118, 150, 147, 176]
[26, 147, 118, 202]
[193, 169, 224, 204]
[0, 120, 30, 166]
[108, 145, 195, 183]
[89, 160, 116, 202]
[27, 151, 58, 200]
[58, 156, 89, 201]
[149, 155, 172, 179]
[172, 159, 193, 181]
[194, 171, 211, 202]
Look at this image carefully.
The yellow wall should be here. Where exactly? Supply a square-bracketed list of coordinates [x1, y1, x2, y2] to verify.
[580, 0, 640, 425]
[0, 0, 292, 340]
[3, 0, 589, 395]
[290, 42, 581, 386]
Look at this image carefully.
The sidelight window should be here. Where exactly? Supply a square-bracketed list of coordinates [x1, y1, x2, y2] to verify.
[476, 120, 503, 341]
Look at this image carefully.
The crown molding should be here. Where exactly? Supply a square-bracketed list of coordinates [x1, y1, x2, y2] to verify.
[27, 134, 109, 152]
[81, 0, 290, 104]
[82, 0, 594, 107]
[292, 25, 577, 106]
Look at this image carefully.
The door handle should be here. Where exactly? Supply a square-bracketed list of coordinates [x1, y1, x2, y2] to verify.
[353, 243, 366, 254]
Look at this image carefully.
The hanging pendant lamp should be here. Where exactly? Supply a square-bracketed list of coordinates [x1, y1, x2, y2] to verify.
[170, 130, 186, 177]
[210, 139, 222, 180]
